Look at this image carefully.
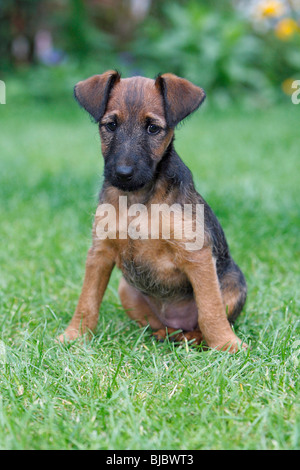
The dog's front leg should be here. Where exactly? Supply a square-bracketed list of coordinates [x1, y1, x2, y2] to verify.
[58, 240, 115, 342]
[183, 247, 247, 352]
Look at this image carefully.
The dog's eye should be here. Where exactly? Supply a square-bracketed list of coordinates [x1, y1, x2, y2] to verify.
[105, 122, 117, 132]
[147, 124, 160, 135]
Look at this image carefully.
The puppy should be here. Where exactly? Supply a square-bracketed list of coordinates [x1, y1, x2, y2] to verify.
[58, 71, 247, 352]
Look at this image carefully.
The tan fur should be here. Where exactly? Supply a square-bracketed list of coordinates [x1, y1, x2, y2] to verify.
[59, 73, 247, 353]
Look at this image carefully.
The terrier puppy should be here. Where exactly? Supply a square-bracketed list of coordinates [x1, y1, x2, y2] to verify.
[58, 71, 247, 352]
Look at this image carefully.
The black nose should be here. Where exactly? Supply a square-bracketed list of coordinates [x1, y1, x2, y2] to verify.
[115, 165, 134, 181]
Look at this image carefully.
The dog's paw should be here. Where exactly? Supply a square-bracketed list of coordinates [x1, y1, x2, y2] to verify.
[211, 336, 248, 353]
[152, 328, 204, 346]
[182, 330, 204, 345]
[152, 327, 181, 342]
[56, 328, 81, 344]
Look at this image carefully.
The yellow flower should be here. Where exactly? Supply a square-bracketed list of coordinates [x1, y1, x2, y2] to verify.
[275, 18, 299, 40]
[260, 1, 284, 18]
[281, 78, 296, 95]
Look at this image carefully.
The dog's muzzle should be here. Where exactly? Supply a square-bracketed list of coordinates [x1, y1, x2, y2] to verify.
[115, 165, 134, 182]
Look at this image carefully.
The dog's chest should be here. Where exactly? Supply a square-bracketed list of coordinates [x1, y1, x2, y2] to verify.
[116, 240, 193, 301]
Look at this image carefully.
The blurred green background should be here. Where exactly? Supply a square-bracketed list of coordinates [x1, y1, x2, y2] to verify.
[0, 1, 300, 450]
[1, 0, 300, 105]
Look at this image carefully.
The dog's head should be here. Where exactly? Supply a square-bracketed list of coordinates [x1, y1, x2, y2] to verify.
[74, 71, 205, 192]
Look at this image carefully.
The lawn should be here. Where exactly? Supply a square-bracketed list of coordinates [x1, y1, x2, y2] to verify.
[0, 92, 299, 450]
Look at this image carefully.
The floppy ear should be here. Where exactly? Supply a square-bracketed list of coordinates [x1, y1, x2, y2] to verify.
[74, 70, 121, 122]
[155, 73, 206, 128]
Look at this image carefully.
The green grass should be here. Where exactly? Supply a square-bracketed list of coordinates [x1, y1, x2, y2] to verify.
[0, 95, 299, 450]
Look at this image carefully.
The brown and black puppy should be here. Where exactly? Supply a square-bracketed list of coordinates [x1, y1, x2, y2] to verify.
[58, 71, 247, 352]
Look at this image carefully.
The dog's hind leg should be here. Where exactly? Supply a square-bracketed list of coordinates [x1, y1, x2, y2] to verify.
[118, 276, 164, 330]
